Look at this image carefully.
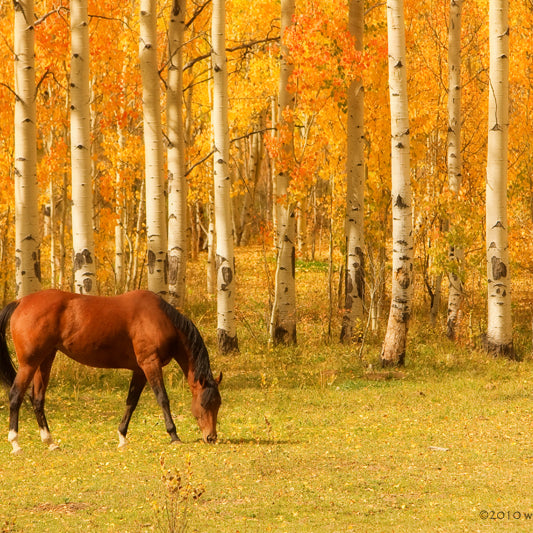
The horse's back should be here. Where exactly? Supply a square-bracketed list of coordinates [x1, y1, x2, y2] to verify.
[10, 289, 173, 370]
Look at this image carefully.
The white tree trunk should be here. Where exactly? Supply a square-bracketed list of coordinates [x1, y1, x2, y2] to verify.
[71, 0, 96, 294]
[115, 122, 125, 294]
[380, 0, 413, 367]
[167, 0, 188, 308]
[140, 0, 167, 296]
[212, 0, 238, 353]
[270, 0, 297, 346]
[14, 0, 41, 298]
[341, 0, 365, 343]
[446, 0, 464, 340]
[486, 0, 514, 357]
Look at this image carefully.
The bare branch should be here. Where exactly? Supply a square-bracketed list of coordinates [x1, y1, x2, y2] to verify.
[186, 0, 212, 28]
[34, 5, 69, 27]
[184, 128, 276, 177]
[0, 82, 18, 100]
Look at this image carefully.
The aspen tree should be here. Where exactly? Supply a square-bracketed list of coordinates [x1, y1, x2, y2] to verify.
[446, 0, 464, 340]
[380, 0, 413, 366]
[140, 0, 167, 296]
[167, 0, 187, 308]
[485, 0, 514, 357]
[340, 0, 365, 344]
[14, 0, 41, 297]
[115, 121, 125, 294]
[270, 0, 297, 346]
[114, 33, 128, 295]
[70, 0, 96, 294]
[212, 0, 238, 353]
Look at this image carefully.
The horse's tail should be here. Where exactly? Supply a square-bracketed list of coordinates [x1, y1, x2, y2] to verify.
[0, 301, 19, 389]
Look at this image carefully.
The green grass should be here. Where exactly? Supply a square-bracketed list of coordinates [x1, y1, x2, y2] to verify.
[1, 248, 533, 531]
[1, 346, 532, 532]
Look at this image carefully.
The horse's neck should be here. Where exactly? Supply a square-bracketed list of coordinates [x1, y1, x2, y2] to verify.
[174, 349, 198, 389]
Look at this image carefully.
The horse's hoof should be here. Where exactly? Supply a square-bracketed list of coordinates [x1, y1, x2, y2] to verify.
[48, 443, 60, 452]
[118, 432, 128, 450]
[170, 438, 182, 445]
[11, 447, 22, 456]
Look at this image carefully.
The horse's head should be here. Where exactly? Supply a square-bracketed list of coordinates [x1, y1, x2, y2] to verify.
[191, 372, 222, 443]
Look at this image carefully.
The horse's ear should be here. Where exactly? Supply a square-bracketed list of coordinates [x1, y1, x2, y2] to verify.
[216, 372, 222, 385]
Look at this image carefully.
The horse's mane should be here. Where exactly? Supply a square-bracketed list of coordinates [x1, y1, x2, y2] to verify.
[158, 297, 214, 384]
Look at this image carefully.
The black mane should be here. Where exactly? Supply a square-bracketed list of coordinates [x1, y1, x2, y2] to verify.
[158, 297, 214, 383]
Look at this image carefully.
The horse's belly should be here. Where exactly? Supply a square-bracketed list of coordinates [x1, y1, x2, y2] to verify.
[60, 342, 139, 370]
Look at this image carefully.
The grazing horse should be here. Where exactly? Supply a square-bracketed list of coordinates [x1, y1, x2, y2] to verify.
[0, 289, 222, 454]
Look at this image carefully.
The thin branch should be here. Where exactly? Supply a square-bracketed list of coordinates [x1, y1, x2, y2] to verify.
[34, 69, 52, 99]
[230, 127, 275, 145]
[0, 83, 18, 100]
[34, 5, 69, 27]
[185, 149, 214, 177]
[186, 0, 212, 29]
[365, 2, 386, 16]
[184, 128, 276, 177]
[183, 35, 279, 71]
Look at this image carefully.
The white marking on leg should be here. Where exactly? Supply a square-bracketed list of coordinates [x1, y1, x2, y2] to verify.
[117, 431, 128, 450]
[39, 428, 60, 451]
[8, 430, 22, 455]
[40, 428, 52, 444]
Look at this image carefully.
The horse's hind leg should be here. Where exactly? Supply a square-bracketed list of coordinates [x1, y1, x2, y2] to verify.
[8, 365, 37, 454]
[29, 354, 58, 451]
[117, 371, 147, 449]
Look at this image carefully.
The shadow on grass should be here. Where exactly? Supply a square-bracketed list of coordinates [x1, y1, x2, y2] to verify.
[219, 438, 296, 446]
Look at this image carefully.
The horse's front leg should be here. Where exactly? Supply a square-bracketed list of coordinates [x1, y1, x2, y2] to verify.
[30, 354, 59, 451]
[117, 371, 147, 449]
[8, 365, 36, 454]
[141, 360, 180, 444]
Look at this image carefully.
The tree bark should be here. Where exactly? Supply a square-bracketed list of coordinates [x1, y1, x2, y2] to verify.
[341, 0, 365, 344]
[270, 0, 297, 346]
[446, 0, 464, 340]
[14, 0, 41, 298]
[70, 0, 96, 295]
[212, 0, 238, 353]
[140, 0, 167, 296]
[380, 0, 413, 367]
[485, 0, 514, 358]
[115, 121, 126, 294]
[167, 0, 188, 308]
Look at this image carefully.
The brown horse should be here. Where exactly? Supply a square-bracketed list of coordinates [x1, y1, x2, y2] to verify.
[0, 289, 222, 454]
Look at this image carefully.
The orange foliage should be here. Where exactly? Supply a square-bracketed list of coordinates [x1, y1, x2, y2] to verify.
[0, 0, 530, 306]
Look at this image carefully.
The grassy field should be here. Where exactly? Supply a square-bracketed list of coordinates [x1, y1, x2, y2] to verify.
[1, 248, 533, 532]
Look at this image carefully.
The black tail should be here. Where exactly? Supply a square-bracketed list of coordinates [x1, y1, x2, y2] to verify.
[0, 301, 19, 389]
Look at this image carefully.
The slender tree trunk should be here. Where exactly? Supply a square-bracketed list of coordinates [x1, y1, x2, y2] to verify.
[140, 0, 167, 296]
[14, 0, 41, 298]
[270, 95, 278, 240]
[212, 0, 238, 353]
[49, 179, 56, 286]
[115, 123, 126, 294]
[126, 180, 145, 292]
[167, 0, 188, 308]
[270, 0, 297, 346]
[485, 0, 514, 357]
[206, 200, 216, 295]
[446, 0, 464, 340]
[380, 0, 413, 367]
[70, 0, 96, 295]
[341, 0, 365, 343]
